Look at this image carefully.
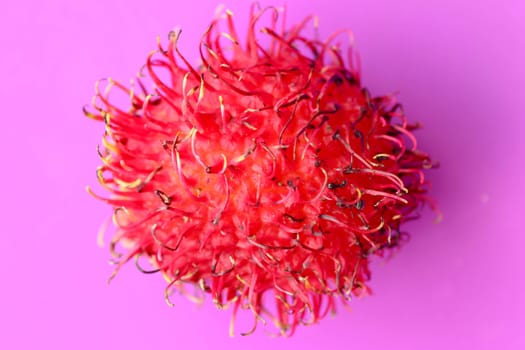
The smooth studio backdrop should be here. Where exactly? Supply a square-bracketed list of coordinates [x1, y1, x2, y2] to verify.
[1, 1, 523, 349]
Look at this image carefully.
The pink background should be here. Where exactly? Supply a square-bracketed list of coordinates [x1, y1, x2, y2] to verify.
[1, 0, 523, 349]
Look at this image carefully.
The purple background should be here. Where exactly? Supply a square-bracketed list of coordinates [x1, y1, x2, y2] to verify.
[1, 0, 523, 349]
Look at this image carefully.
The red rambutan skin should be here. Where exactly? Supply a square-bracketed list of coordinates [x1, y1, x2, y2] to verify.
[86, 5, 434, 336]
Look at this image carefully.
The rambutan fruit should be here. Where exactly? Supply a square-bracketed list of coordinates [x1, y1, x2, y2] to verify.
[85, 4, 435, 336]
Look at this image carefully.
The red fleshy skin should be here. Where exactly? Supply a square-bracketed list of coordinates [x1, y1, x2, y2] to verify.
[86, 5, 435, 336]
